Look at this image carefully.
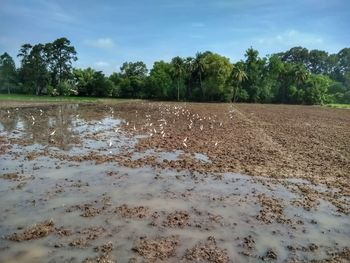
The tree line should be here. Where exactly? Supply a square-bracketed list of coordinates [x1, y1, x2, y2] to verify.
[1, 37, 349, 104]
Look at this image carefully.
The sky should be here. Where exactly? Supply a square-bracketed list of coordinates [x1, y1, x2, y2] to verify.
[0, 0, 349, 75]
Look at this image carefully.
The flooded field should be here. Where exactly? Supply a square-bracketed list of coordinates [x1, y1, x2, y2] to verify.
[0, 102, 349, 263]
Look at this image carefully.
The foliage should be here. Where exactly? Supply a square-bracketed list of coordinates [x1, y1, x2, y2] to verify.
[1, 39, 349, 105]
[119, 61, 148, 98]
[45, 37, 77, 87]
[73, 68, 115, 97]
[0, 52, 17, 94]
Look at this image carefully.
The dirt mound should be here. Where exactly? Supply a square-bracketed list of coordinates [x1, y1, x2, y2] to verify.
[184, 236, 230, 263]
[163, 211, 190, 228]
[132, 236, 179, 261]
[7, 220, 55, 242]
[115, 204, 149, 219]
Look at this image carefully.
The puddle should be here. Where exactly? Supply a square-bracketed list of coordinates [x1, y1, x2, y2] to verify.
[0, 104, 349, 262]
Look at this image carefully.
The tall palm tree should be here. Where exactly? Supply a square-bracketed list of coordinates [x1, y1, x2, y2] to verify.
[193, 52, 206, 99]
[231, 65, 248, 102]
[184, 57, 194, 99]
[171, 56, 184, 101]
[294, 65, 309, 87]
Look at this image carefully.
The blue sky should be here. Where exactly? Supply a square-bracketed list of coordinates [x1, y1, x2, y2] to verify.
[1, 0, 349, 75]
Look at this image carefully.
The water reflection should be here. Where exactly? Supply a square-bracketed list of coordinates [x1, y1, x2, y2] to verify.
[0, 104, 116, 150]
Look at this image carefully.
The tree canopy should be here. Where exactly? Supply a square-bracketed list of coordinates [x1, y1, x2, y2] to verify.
[1, 38, 349, 105]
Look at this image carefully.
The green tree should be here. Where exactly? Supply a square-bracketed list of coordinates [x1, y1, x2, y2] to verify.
[183, 57, 195, 99]
[147, 61, 173, 99]
[230, 62, 248, 102]
[201, 53, 233, 101]
[279, 46, 309, 65]
[0, 52, 17, 94]
[109, 72, 122, 97]
[45, 38, 77, 87]
[73, 68, 113, 97]
[171, 56, 184, 101]
[119, 61, 148, 98]
[17, 44, 50, 95]
[73, 68, 96, 96]
[242, 48, 267, 102]
[308, 49, 329, 74]
[304, 74, 332, 105]
[193, 52, 208, 100]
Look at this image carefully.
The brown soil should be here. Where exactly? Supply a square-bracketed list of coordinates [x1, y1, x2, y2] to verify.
[7, 220, 55, 241]
[132, 236, 179, 262]
[1, 102, 349, 262]
[256, 194, 290, 224]
[115, 204, 149, 219]
[163, 211, 190, 228]
[184, 236, 230, 263]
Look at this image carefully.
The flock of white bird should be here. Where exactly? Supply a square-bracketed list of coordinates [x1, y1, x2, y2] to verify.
[107, 103, 238, 150]
[3, 103, 237, 151]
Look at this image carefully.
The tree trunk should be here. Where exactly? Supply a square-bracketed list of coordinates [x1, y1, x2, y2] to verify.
[7, 82, 10, 94]
[199, 72, 203, 100]
[177, 79, 180, 101]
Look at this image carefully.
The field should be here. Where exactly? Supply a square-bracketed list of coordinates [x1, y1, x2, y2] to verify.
[0, 101, 349, 262]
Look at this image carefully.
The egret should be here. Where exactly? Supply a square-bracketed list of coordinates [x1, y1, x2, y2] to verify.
[50, 130, 56, 136]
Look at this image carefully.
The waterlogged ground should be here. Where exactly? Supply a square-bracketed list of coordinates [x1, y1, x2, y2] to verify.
[0, 102, 349, 263]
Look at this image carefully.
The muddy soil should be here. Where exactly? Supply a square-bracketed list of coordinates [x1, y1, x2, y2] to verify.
[0, 102, 349, 262]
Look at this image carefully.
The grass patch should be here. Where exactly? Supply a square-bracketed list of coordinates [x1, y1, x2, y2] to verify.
[0, 94, 98, 102]
[325, 104, 350, 109]
[0, 94, 132, 104]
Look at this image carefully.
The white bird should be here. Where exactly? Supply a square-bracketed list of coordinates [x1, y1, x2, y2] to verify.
[31, 115, 35, 121]
[200, 125, 203, 131]
[183, 142, 187, 148]
[215, 141, 218, 147]
[126, 122, 129, 126]
[109, 140, 113, 147]
[219, 122, 223, 127]
[133, 125, 136, 131]
[50, 130, 56, 136]
[183, 137, 187, 142]
[115, 128, 120, 133]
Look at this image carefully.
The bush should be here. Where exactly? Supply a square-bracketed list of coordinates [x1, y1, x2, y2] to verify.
[57, 80, 77, 96]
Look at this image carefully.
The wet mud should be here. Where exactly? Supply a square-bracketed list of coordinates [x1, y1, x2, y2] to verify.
[0, 102, 349, 262]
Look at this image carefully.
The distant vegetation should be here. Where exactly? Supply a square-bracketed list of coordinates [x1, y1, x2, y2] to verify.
[1, 37, 349, 105]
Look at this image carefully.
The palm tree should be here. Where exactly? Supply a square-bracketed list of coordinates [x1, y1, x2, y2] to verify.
[294, 65, 309, 87]
[183, 57, 194, 99]
[231, 65, 248, 102]
[193, 52, 206, 99]
[171, 56, 184, 101]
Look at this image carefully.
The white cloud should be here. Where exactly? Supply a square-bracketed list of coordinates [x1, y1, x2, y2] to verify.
[257, 30, 324, 46]
[95, 61, 110, 67]
[87, 38, 115, 49]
